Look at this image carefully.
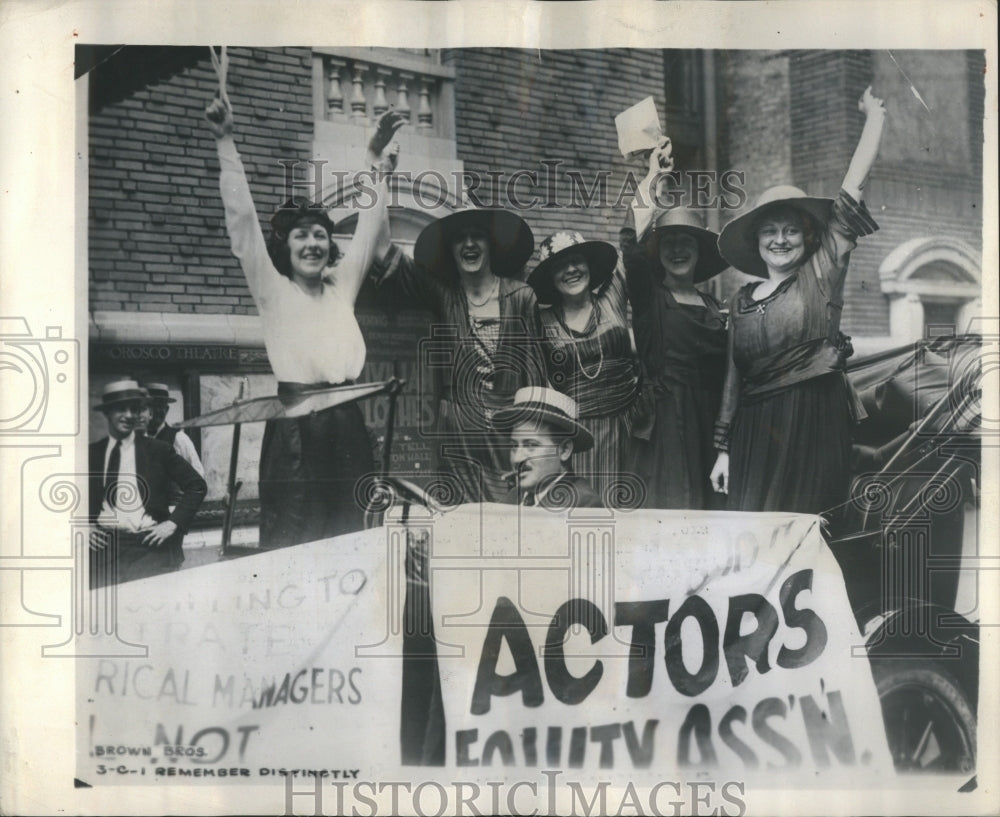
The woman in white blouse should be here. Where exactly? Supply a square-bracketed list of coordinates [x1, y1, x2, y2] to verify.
[205, 97, 402, 547]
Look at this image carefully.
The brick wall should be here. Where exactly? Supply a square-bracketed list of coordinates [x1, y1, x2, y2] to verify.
[89, 47, 314, 316]
[717, 51, 793, 203]
[842, 50, 984, 336]
[713, 51, 793, 304]
[446, 48, 668, 257]
[788, 50, 885, 335]
[89, 47, 984, 340]
[712, 49, 983, 335]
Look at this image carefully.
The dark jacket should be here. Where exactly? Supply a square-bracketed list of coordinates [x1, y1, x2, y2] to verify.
[505, 472, 604, 509]
[88, 434, 207, 532]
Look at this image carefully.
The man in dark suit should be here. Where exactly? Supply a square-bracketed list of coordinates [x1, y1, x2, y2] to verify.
[494, 387, 603, 509]
[139, 382, 205, 478]
[89, 379, 207, 587]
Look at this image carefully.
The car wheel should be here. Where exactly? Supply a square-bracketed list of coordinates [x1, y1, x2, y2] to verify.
[873, 658, 976, 773]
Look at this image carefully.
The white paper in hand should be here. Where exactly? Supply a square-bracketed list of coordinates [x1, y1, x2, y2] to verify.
[615, 96, 663, 156]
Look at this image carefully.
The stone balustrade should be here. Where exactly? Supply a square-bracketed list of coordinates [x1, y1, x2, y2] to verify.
[316, 48, 454, 138]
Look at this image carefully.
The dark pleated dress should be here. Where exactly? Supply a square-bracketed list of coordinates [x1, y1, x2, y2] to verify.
[259, 388, 374, 548]
[370, 246, 546, 504]
[620, 225, 728, 510]
[718, 190, 878, 514]
[540, 272, 640, 505]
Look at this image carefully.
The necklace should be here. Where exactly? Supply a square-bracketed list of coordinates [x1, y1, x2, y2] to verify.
[576, 337, 604, 380]
[466, 277, 500, 308]
[559, 300, 604, 381]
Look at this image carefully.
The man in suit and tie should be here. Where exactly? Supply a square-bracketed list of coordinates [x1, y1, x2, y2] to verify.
[494, 387, 603, 509]
[89, 379, 207, 587]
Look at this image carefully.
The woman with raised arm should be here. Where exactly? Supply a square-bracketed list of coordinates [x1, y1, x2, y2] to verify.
[205, 97, 403, 547]
[619, 140, 730, 510]
[527, 232, 640, 504]
[709, 86, 887, 514]
[371, 208, 544, 504]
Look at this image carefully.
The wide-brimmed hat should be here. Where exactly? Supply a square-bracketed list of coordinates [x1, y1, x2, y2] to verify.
[718, 185, 832, 278]
[643, 208, 728, 283]
[270, 198, 337, 238]
[414, 208, 534, 280]
[94, 379, 148, 411]
[493, 386, 594, 452]
[141, 382, 176, 404]
[528, 231, 618, 305]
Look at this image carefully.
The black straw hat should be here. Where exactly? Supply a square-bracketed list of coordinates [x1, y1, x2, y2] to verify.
[528, 231, 618, 305]
[414, 208, 534, 280]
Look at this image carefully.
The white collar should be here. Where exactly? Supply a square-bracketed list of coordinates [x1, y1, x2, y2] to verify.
[108, 431, 135, 449]
[525, 471, 569, 506]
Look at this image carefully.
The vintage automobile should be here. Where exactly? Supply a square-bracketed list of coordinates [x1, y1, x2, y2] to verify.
[828, 334, 982, 775]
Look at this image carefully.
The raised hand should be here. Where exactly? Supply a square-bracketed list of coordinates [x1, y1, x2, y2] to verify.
[858, 85, 886, 119]
[367, 109, 406, 170]
[648, 136, 674, 176]
[843, 84, 887, 200]
[205, 96, 234, 139]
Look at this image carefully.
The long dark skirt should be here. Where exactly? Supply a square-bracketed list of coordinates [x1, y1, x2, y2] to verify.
[258, 402, 375, 548]
[630, 383, 723, 510]
[432, 399, 512, 505]
[728, 373, 852, 515]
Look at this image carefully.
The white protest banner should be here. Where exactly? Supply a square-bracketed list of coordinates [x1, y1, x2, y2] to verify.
[421, 505, 894, 787]
[74, 503, 896, 809]
[75, 527, 407, 785]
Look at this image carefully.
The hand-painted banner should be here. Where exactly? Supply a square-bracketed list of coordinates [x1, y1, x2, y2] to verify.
[422, 505, 894, 783]
[76, 527, 406, 785]
[76, 504, 894, 796]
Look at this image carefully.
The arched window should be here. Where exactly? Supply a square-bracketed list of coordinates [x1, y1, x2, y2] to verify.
[879, 237, 981, 341]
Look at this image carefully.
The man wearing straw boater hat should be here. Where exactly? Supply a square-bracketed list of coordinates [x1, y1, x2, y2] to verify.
[140, 382, 205, 479]
[493, 387, 603, 509]
[89, 379, 207, 587]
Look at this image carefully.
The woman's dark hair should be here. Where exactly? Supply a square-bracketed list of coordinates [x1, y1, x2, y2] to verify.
[749, 204, 821, 259]
[266, 217, 342, 280]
